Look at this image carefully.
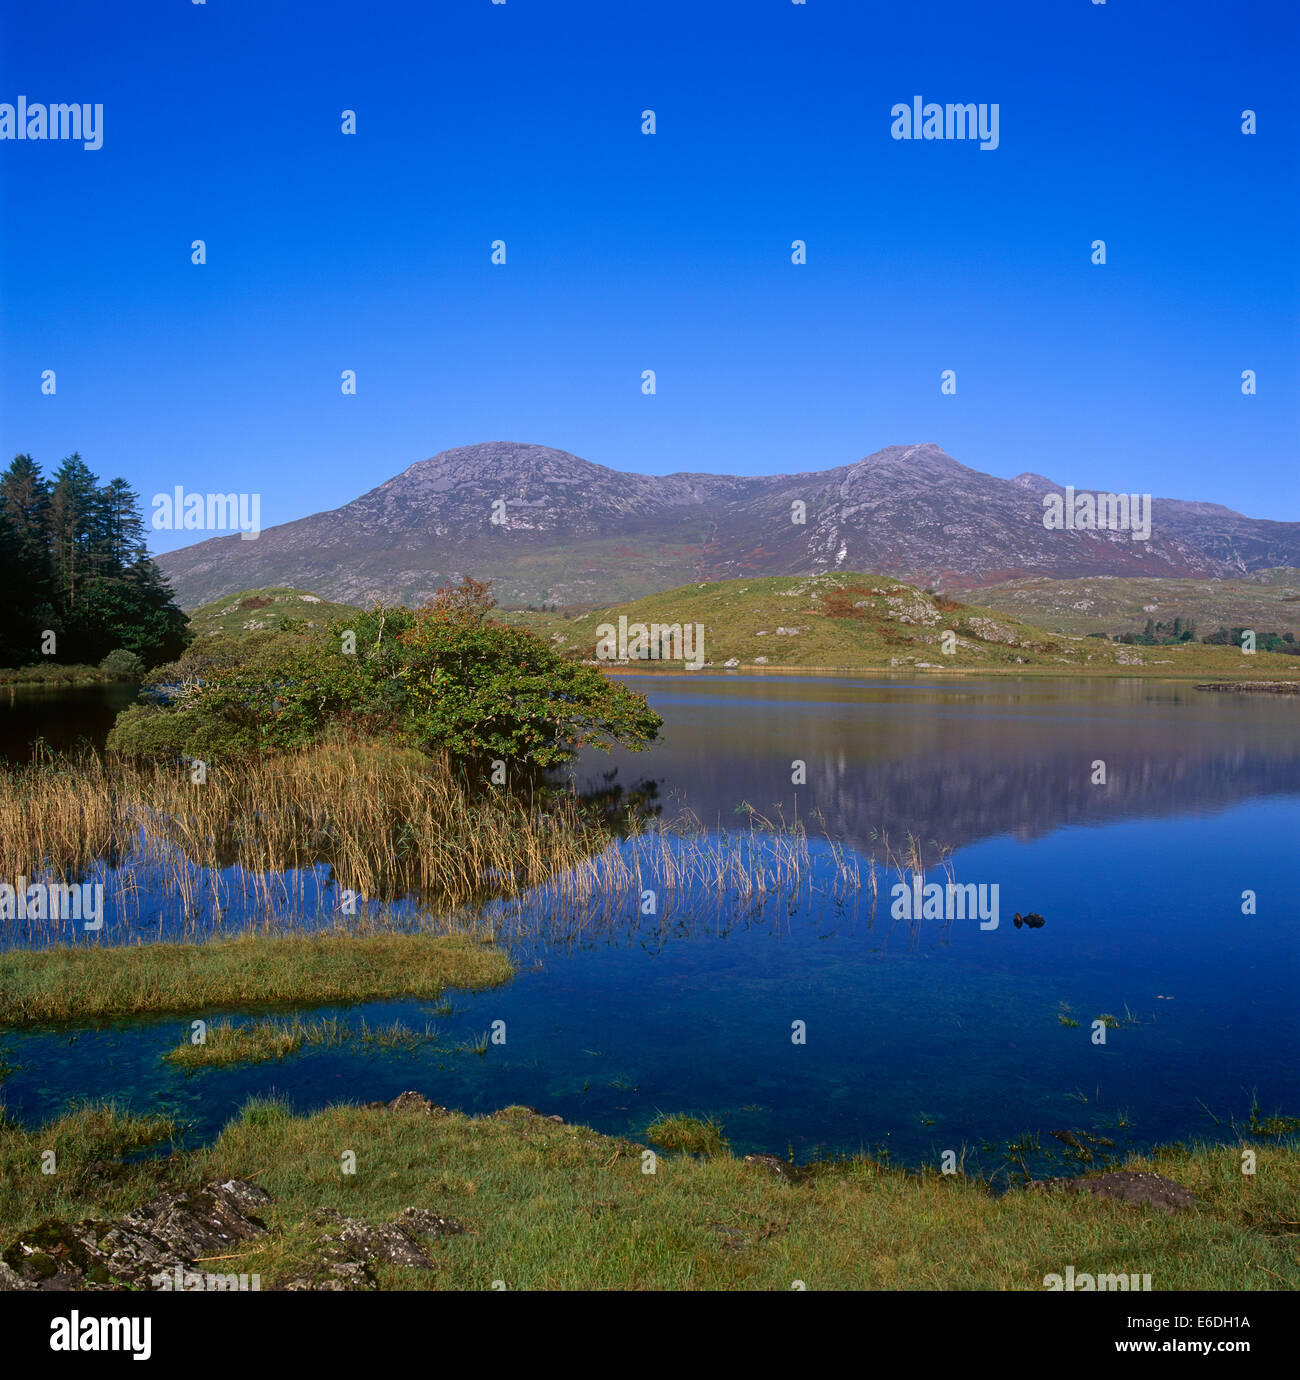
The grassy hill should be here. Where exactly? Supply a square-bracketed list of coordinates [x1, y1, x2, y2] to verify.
[185, 588, 363, 640]
[957, 570, 1300, 639]
[505, 572, 1300, 677]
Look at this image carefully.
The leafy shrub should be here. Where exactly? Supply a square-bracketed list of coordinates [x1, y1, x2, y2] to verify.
[110, 578, 662, 770]
[98, 648, 146, 678]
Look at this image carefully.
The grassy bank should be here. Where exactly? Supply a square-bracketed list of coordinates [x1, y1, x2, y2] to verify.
[0, 932, 512, 1027]
[1, 1098, 1296, 1290]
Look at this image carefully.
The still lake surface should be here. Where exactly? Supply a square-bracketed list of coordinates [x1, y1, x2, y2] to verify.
[2, 675, 1298, 1173]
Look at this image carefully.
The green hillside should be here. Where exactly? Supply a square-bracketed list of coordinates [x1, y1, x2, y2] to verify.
[185, 588, 363, 640]
[505, 572, 1300, 677]
[958, 571, 1300, 639]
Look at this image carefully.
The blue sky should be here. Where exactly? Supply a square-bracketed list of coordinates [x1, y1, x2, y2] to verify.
[2, 0, 1297, 553]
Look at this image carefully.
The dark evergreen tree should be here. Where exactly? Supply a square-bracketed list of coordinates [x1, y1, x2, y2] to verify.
[0, 453, 191, 669]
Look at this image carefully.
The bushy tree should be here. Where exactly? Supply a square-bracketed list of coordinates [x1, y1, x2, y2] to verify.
[109, 579, 662, 770]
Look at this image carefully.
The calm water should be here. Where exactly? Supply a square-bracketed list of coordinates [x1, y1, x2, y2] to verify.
[2, 675, 1298, 1174]
[0, 683, 138, 765]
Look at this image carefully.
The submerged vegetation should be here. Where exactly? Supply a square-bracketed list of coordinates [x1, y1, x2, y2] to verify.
[163, 1015, 439, 1069]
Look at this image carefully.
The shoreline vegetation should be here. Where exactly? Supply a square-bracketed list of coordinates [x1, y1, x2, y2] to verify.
[1, 1096, 1296, 1290]
[0, 932, 512, 1027]
[0, 663, 140, 687]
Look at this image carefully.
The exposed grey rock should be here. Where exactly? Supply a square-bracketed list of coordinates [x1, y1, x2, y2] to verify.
[0, 1180, 271, 1291]
[1, 1173, 465, 1293]
[285, 1205, 466, 1290]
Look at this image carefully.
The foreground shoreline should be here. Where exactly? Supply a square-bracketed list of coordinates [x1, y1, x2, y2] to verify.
[1, 1093, 1296, 1291]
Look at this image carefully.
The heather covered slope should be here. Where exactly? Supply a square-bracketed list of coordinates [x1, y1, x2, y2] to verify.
[157, 442, 1300, 611]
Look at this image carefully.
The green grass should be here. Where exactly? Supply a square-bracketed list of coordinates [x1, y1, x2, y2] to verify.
[163, 1015, 438, 1069]
[183, 586, 363, 639]
[645, 1113, 730, 1157]
[511, 572, 1300, 677]
[3, 1099, 1297, 1290]
[0, 1103, 180, 1252]
[0, 932, 513, 1027]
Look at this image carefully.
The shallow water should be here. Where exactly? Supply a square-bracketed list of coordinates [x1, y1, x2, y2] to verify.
[2, 674, 1298, 1173]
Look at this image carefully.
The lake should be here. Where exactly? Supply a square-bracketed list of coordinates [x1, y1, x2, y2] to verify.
[2, 674, 1297, 1175]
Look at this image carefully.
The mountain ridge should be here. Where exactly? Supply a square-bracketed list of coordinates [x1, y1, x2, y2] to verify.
[157, 441, 1300, 611]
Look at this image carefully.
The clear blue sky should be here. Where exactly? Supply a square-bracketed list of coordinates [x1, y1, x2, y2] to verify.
[2, 0, 1297, 554]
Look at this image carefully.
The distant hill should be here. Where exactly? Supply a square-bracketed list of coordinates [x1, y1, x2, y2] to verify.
[156, 442, 1300, 611]
[185, 587, 363, 640]
[507, 573, 1300, 675]
[956, 570, 1300, 638]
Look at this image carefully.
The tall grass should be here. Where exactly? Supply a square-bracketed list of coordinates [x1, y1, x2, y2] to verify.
[0, 738, 617, 941]
[0, 737, 955, 952]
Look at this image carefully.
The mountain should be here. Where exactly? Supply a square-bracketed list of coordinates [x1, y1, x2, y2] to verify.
[157, 442, 1300, 610]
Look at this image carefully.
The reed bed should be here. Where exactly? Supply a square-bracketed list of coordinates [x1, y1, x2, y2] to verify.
[0, 737, 956, 956]
[1, 736, 605, 902]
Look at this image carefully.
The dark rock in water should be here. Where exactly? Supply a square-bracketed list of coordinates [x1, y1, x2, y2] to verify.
[0, 1180, 270, 1291]
[1013, 911, 1046, 929]
[1029, 1170, 1196, 1212]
